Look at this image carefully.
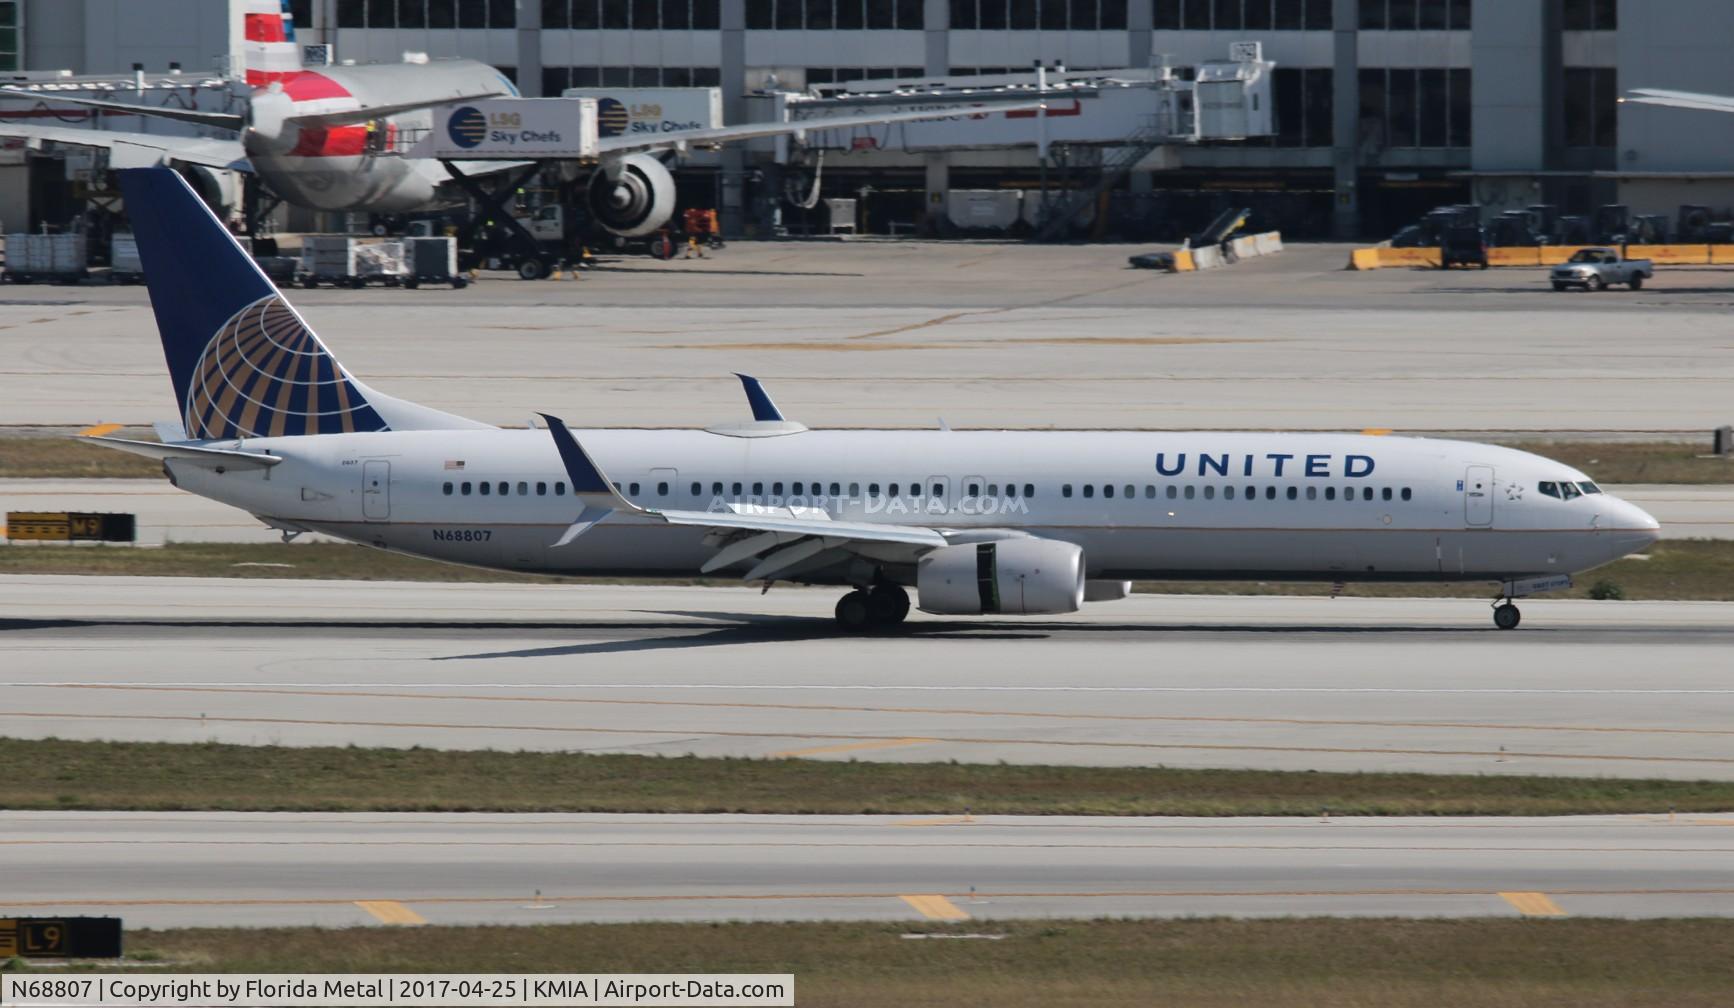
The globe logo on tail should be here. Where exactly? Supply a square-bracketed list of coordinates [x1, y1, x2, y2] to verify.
[447, 106, 487, 149]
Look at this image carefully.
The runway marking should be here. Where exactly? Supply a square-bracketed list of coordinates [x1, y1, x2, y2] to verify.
[901, 894, 969, 921]
[75, 423, 123, 437]
[770, 738, 933, 758]
[1500, 892, 1567, 917]
[4, 709, 1731, 767]
[15, 682, 1734, 696]
[41, 684, 1734, 740]
[5, 887, 1728, 910]
[896, 817, 977, 827]
[355, 900, 426, 926]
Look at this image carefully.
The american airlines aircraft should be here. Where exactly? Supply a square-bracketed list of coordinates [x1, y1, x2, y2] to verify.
[85, 168, 1662, 632]
[0, 1, 1021, 236]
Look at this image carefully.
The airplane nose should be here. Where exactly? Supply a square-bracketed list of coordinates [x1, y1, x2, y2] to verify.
[1610, 496, 1661, 549]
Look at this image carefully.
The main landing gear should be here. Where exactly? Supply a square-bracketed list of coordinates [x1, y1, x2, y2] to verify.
[1492, 600, 1522, 630]
[835, 584, 911, 632]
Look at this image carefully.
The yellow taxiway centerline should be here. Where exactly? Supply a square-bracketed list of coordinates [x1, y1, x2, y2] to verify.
[900, 894, 970, 921]
[1499, 892, 1567, 917]
[355, 900, 427, 926]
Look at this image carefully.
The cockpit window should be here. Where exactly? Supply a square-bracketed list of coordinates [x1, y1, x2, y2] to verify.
[1559, 481, 1581, 500]
[1578, 481, 1601, 494]
[1539, 481, 1560, 498]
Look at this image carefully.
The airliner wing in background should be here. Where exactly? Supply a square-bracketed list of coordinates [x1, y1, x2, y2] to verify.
[0, 121, 247, 170]
[540, 414, 955, 582]
[1621, 88, 1734, 114]
[591, 100, 1047, 156]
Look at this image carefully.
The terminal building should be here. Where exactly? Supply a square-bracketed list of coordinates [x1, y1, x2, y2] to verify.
[3, 1, 1732, 240]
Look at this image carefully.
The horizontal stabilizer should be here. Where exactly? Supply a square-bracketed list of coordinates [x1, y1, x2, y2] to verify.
[79, 435, 281, 469]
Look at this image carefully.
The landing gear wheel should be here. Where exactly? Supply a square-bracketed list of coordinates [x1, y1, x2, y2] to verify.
[867, 584, 911, 626]
[517, 257, 548, 281]
[834, 590, 872, 632]
[1493, 603, 1521, 630]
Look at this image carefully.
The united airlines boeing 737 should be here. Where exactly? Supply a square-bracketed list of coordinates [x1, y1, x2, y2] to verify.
[84, 168, 1661, 631]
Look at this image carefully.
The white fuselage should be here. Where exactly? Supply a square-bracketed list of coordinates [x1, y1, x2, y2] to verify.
[165, 428, 1660, 585]
[244, 60, 518, 213]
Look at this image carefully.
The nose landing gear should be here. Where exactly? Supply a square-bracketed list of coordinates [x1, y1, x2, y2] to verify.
[1492, 600, 1522, 630]
[835, 584, 911, 632]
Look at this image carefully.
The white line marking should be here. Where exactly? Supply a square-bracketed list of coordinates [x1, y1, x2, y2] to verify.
[5, 682, 1734, 695]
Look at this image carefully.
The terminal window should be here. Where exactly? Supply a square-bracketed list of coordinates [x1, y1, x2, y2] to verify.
[1564, 67, 1617, 149]
[1359, 1, 1471, 31]
[1562, 0, 1617, 31]
[340, 1, 516, 27]
[751, 1, 922, 30]
[0, 0, 17, 72]
[1158, 0, 1333, 30]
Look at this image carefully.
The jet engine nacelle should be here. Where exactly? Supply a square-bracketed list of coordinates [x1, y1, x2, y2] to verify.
[586, 153, 676, 237]
[916, 538, 1085, 615]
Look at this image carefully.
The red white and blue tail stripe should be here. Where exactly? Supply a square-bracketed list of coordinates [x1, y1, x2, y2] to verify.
[243, 0, 302, 88]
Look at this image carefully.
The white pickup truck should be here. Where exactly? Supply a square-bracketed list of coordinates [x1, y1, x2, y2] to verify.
[1550, 247, 1654, 291]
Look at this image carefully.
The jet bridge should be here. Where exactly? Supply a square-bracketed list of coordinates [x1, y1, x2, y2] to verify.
[768, 43, 1275, 160]
[762, 44, 1274, 240]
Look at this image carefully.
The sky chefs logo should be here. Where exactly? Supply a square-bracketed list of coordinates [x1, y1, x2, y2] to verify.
[596, 97, 629, 137]
[446, 106, 486, 148]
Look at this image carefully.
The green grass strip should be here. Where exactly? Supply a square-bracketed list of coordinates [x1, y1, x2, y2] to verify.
[7, 738, 1732, 817]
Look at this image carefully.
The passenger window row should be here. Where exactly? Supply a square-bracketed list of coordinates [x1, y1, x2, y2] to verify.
[442, 480, 567, 497]
[1060, 483, 1415, 503]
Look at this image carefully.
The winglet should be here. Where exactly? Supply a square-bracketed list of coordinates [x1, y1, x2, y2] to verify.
[538, 414, 621, 496]
[538, 413, 644, 546]
[733, 373, 785, 422]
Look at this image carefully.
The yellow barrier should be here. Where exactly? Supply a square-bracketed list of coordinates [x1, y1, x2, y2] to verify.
[1351, 242, 1733, 270]
[1349, 247, 1381, 271]
[1171, 248, 1195, 272]
[1487, 247, 1541, 267]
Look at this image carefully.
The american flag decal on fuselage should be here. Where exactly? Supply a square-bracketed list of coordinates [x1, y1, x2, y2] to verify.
[184, 294, 388, 439]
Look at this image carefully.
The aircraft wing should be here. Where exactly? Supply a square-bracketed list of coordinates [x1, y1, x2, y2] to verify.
[539, 414, 951, 582]
[592, 99, 1046, 156]
[0, 87, 245, 129]
[1622, 89, 1734, 114]
[0, 121, 248, 170]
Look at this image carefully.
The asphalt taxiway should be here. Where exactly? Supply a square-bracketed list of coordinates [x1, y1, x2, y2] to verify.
[6, 243, 1734, 432]
[5, 575, 1732, 779]
[4, 811, 1728, 928]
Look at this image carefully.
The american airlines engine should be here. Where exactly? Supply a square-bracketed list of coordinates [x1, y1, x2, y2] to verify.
[585, 154, 678, 237]
[84, 169, 1662, 633]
